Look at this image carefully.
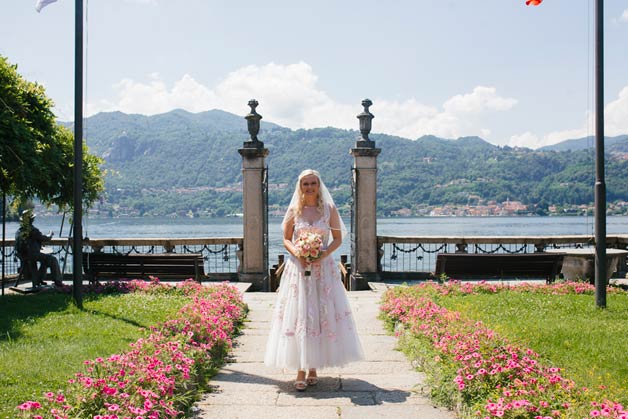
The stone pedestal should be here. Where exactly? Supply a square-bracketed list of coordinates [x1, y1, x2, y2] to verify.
[547, 248, 628, 284]
[238, 146, 268, 291]
[349, 99, 381, 291]
[350, 147, 381, 290]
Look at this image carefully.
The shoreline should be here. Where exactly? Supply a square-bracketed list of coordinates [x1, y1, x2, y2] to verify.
[13, 212, 614, 220]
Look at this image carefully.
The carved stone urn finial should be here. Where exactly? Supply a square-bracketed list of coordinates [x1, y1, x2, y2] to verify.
[356, 98, 375, 147]
[245, 99, 263, 145]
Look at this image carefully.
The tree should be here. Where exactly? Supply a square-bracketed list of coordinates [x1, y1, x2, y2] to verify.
[0, 55, 104, 211]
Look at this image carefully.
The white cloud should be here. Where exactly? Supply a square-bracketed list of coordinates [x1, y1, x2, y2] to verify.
[87, 69, 628, 150]
[377, 86, 516, 140]
[211, 62, 355, 130]
[509, 132, 541, 149]
[85, 62, 518, 142]
[86, 73, 216, 116]
[514, 86, 628, 149]
[620, 9, 628, 23]
[443, 86, 517, 114]
[370, 86, 517, 141]
[605, 86, 628, 136]
[544, 126, 590, 146]
[509, 113, 591, 149]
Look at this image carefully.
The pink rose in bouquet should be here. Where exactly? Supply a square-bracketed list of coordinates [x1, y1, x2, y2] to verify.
[294, 231, 324, 275]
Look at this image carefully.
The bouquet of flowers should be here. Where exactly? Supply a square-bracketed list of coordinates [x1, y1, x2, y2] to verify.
[294, 231, 324, 276]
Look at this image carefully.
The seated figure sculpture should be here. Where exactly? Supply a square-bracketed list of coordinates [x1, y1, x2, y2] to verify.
[14, 210, 62, 287]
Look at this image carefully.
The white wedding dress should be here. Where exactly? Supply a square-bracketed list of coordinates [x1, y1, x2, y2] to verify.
[264, 204, 364, 370]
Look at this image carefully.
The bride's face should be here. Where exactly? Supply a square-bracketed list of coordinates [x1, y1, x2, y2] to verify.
[300, 174, 320, 201]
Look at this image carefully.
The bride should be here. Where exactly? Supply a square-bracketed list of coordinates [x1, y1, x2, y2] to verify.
[264, 169, 364, 391]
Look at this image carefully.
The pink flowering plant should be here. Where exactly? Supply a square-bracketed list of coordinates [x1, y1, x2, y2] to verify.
[16, 279, 246, 419]
[54, 276, 204, 296]
[380, 281, 628, 419]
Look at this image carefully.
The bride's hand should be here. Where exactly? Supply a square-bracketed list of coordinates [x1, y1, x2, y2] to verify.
[313, 251, 328, 264]
[318, 247, 329, 261]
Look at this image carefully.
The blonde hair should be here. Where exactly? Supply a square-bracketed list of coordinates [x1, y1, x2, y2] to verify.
[294, 169, 324, 218]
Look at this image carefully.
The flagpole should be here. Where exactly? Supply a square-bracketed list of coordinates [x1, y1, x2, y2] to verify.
[73, 0, 84, 308]
[2, 187, 5, 297]
[594, 0, 606, 308]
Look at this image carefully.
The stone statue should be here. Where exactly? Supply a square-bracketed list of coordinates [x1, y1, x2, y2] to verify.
[14, 210, 62, 287]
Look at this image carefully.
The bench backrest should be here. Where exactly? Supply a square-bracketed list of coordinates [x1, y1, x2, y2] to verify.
[435, 253, 563, 280]
[82, 252, 204, 281]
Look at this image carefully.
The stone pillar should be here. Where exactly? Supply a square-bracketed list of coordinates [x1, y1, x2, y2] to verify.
[238, 99, 269, 291]
[350, 99, 381, 290]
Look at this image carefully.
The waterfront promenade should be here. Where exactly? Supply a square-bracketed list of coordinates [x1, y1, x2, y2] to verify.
[192, 283, 455, 419]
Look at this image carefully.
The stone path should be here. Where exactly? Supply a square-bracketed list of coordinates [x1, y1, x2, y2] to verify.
[192, 283, 455, 419]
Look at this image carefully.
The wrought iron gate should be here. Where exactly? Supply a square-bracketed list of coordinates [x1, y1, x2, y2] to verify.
[350, 168, 358, 290]
[262, 166, 269, 290]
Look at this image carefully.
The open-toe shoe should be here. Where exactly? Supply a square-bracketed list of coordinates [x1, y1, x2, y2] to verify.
[294, 380, 307, 391]
[306, 376, 318, 386]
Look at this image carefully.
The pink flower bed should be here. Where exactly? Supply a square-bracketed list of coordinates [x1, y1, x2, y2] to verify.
[16, 279, 245, 419]
[380, 281, 627, 419]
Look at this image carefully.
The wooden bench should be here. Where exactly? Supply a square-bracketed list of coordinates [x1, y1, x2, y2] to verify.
[82, 252, 205, 282]
[435, 253, 563, 283]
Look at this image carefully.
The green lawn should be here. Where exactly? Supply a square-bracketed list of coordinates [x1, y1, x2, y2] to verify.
[0, 291, 189, 419]
[432, 289, 628, 404]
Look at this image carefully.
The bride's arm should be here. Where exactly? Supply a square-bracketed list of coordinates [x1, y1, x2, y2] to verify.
[320, 205, 342, 260]
[283, 217, 309, 269]
[283, 216, 299, 258]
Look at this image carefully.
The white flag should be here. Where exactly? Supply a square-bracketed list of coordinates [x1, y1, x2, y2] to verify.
[35, 0, 58, 12]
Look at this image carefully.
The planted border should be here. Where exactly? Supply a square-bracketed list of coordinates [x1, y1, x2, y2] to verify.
[380, 281, 627, 419]
[15, 279, 246, 419]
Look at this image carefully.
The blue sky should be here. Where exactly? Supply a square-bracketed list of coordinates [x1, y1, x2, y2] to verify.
[2, 0, 628, 148]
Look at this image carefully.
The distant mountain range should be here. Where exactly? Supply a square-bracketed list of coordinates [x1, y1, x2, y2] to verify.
[539, 135, 628, 152]
[67, 109, 628, 217]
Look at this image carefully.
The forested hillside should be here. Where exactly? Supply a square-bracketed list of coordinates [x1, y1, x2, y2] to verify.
[76, 109, 628, 217]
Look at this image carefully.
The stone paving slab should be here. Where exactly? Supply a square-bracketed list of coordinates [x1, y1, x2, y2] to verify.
[276, 391, 376, 406]
[222, 360, 418, 375]
[338, 373, 427, 392]
[202, 390, 279, 406]
[243, 313, 272, 322]
[239, 320, 271, 329]
[193, 405, 341, 419]
[193, 403, 453, 419]
[207, 371, 341, 392]
[192, 285, 457, 419]
[340, 404, 455, 419]
[322, 361, 417, 375]
[236, 328, 269, 336]
[373, 390, 436, 405]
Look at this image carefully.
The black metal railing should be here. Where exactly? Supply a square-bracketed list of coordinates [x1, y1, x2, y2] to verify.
[1, 237, 243, 282]
[378, 234, 628, 277]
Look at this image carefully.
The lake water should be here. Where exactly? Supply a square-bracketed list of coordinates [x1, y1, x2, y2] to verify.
[3, 215, 627, 262]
